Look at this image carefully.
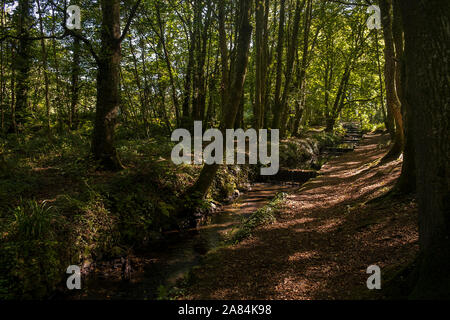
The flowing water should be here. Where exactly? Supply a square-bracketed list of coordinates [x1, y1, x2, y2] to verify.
[61, 124, 362, 300]
[68, 182, 299, 300]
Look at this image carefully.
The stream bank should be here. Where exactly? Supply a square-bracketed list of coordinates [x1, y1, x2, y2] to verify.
[181, 133, 418, 300]
[65, 182, 299, 299]
[60, 127, 354, 300]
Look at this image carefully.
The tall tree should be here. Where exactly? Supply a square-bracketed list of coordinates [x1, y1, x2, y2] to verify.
[271, 0, 286, 129]
[253, 0, 264, 129]
[0, 0, 5, 131]
[154, 1, 181, 126]
[69, 35, 80, 130]
[393, 0, 415, 193]
[324, 16, 367, 133]
[292, 0, 313, 136]
[217, 0, 231, 124]
[191, 0, 212, 123]
[399, 0, 450, 298]
[12, 0, 32, 132]
[187, 0, 253, 201]
[181, 5, 196, 127]
[36, 0, 51, 131]
[89, 0, 141, 169]
[253, 0, 269, 129]
[278, 0, 306, 137]
[379, 0, 404, 160]
[374, 29, 392, 136]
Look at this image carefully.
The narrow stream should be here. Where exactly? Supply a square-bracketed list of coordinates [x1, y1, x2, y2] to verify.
[71, 182, 299, 300]
[62, 124, 361, 300]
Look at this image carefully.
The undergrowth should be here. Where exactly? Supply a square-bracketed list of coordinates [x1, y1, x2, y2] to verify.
[0, 129, 251, 299]
[228, 192, 288, 244]
[0, 125, 339, 299]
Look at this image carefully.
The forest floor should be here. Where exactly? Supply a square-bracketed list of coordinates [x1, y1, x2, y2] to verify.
[183, 133, 419, 299]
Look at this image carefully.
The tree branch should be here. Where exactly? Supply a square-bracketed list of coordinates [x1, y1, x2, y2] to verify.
[45, 0, 100, 63]
[120, 0, 142, 43]
[326, 0, 371, 6]
[0, 33, 66, 42]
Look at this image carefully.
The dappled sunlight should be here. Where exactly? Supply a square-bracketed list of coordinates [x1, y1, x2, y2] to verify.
[287, 250, 319, 262]
[185, 134, 419, 300]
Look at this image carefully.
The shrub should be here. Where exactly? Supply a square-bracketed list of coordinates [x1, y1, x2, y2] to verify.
[56, 183, 119, 261]
[0, 200, 68, 299]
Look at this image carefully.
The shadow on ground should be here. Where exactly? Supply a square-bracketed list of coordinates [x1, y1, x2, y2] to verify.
[185, 133, 419, 300]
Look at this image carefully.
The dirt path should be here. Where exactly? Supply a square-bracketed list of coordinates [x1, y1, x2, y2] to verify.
[184, 133, 419, 299]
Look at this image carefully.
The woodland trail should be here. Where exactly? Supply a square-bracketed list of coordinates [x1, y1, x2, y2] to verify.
[185, 133, 419, 299]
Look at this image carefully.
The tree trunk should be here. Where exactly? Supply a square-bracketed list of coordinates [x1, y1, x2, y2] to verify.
[9, 45, 15, 134]
[325, 65, 351, 133]
[379, 0, 404, 160]
[12, 0, 32, 132]
[70, 36, 81, 130]
[218, 0, 229, 124]
[181, 28, 195, 127]
[190, 0, 211, 123]
[399, 0, 450, 299]
[271, 0, 286, 129]
[36, 0, 51, 132]
[279, 0, 306, 137]
[205, 53, 219, 126]
[139, 36, 151, 132]
[0, 0, 5, 132]
[374, 30, 392, 136]
[393, 0, 415, 193]
[254, 0, 265, 129]
[92, 0, 124, 170]
[129, 37, 147, 133]
[323, 50, 333, 127]
[188, 0, 253, 200]
[51, 7, 63, 133]
[155, 2, 181, 126]
[292, 0, 313, 136]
